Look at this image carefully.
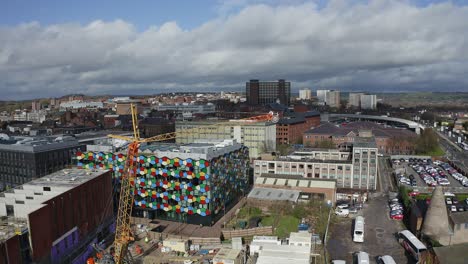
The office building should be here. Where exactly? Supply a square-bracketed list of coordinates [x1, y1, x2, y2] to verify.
[276, 111, 320, 145]
[254, 139, 378, 190]
[0, 136, 84, 190]
[246, 79, 291, 106]
[77, 140, 250, 226]
[316, 90, 330, 102]
[298, 89, 312, 100]
[175, 120, 276, 158]
[360, 94, 377, 110]
[0, 169, 113, 263]
[325, 90, 341, 108]
[155, 103, 216, 115]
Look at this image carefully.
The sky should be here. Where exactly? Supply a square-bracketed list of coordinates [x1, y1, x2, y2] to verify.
[1, 0, 468, 100]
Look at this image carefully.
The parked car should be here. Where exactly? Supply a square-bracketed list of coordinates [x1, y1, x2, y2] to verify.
[335, 209, 349, 217]
[390, 213, 403, 220]
[450, 205, 457, 212]
[457, 206, 465, 212]
[444, 192, 455, 197]
[453, 198, 459, 204]
[337, 203, 349, 209]
[409, 190, 420, 197]
[446, 198, 453, 205]
[377, 255, 397, 264]
[348, 207, 358, 214]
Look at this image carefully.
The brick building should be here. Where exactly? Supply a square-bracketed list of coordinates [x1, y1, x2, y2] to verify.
[0, 169, 113, 264]
[276, 111, 320, 145]
[303, 122, 417, 154]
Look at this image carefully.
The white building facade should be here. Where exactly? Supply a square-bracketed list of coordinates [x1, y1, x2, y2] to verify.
[253, 144, 378, 190]
[299, 89, 312, 100]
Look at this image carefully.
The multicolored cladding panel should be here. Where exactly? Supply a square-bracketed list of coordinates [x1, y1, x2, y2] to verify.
[76, 147, 249, 218]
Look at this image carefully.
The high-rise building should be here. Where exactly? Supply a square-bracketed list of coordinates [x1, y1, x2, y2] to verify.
[348, 93, 364, 108]
[299, 89, 312, 100]
[0, 136, 84, 190]
[316, 90, 330, 102]
[325, 90, 341, 108]
[31, 101, 41, 111]
[77, 140, 249, 226]
[360, 94, 377, 110]
[0, 169, 113, 263]
[50, 98, 57, 108]
[175, 120, 276, 158]
[246, 79, 291, 106]
[348, 93, 377, 110]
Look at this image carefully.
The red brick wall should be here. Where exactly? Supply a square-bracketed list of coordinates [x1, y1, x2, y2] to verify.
[28, 170, 113, 262]
[0, 235, 22, 264]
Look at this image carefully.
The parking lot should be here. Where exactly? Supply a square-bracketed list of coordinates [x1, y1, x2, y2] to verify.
[327, 194, 414, 263]
[392, 157, 468, 189]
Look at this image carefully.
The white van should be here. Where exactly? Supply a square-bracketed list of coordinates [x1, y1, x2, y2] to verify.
[332, 261, 346, 264]
[353, 251, 370, 264]
[377, 255, 397, 264]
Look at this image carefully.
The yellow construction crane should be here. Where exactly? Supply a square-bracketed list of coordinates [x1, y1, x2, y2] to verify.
[106, 104, 278, 264]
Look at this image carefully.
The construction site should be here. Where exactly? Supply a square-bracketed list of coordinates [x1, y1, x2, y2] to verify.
[0, 105, 325, 264]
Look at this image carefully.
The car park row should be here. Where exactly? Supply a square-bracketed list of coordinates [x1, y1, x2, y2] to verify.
[393, 158, 468, 188]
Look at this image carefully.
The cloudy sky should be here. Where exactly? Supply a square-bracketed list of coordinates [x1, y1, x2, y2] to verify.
[1, 0, 468, 100]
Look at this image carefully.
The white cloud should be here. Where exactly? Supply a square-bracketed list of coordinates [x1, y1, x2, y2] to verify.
[1, 0, 468, 99]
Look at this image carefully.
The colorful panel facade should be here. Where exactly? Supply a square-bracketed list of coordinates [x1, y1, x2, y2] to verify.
[76, 146, 249, 224]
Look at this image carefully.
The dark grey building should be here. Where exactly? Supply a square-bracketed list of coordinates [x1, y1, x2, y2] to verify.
[246, 79, 291, 106]
[0, 136, 84, 190]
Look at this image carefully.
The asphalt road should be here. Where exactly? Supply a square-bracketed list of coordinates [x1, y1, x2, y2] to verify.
[327, 194, 415, 263]
[327, 158, 415, 263]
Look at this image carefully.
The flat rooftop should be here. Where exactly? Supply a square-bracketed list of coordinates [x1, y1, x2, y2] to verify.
[139, 139, 243, 160]
[248, 187, 300, 202]
[213, 248, 241, 261]
[0, 169, 108, 218]
[289, 231, 312, 244]
[0, 135, 80, 152]
[0, 217, 28, 243]
[256, 173, 337, 189]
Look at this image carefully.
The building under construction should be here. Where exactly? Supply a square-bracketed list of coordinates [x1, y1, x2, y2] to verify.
[0, 168, 113, 264]
[77, 139, 250, 226]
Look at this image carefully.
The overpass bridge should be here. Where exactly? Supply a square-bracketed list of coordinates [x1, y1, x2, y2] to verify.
[323, 113, 426, 134]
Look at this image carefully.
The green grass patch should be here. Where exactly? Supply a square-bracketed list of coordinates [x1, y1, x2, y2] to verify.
[260, 215, 275, 226]
[275, 215, 300, 238]
[418, 146, 445, 156]
[237, 206, 262, 219]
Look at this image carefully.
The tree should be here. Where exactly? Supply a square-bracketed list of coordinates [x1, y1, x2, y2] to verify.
[415, 128, 440, 155]
[317, 140, 335, 149]
[276, 144, 292, 156]
[420, 112, 436, 122]
[463, 121, 468, 131]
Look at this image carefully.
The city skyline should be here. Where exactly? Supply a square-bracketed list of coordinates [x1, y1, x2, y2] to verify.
[1, 0, 468, 100]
